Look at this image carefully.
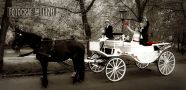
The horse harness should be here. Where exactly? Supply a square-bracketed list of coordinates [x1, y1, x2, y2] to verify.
[40, 38, 56, 58]
[41, 38, 56, 51]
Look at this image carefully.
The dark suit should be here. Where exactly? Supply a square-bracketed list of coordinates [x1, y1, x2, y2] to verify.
[140, 21, 149, 45]
[103, 25, 113, 39]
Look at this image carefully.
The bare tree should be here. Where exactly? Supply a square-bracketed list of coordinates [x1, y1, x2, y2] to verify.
[147, 0, 186, 47]
[77, 0, 96, 55]
[120, 0, 149, 22]
[0, 0, 12, 71]
[40, 0, 96, 55]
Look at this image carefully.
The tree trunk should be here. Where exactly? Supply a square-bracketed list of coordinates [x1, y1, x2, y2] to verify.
[0, 0, 12, 71]
[135, 0, 148, 22]
[78, 0, 92, 56]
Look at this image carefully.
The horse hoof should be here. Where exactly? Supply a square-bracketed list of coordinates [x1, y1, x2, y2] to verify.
[41, 80, 48, 88]
[73, 77, 81, 84]
[42, 83, 48, 88]
[40, 77, 48, 88]
[73, 77, 84, 84]
[73, 77, 77, 84]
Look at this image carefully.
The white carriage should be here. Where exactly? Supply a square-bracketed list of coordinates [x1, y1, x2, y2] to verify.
[85, 34, 175, 82]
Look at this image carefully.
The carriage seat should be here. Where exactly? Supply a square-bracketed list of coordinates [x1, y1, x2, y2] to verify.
[146, 41, 158, 46]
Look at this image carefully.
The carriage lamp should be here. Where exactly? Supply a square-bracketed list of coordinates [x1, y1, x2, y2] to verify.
[119, 10, 127, 21]
[119, 9, 127, 33]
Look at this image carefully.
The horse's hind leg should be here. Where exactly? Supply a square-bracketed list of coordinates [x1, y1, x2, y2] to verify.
[77, 57, 85, 81]
[36, 53, 49, 88]
[72, 55, 85, 83]
[71, 58, 78, 83]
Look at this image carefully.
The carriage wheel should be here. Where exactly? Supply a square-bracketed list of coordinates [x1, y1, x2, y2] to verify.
[136, 62, 149, 69]
[157, 51, 175, 75]
[89, 62, 105, 73]
[105, 58, 126, 82]
[89, 53, 105, 73]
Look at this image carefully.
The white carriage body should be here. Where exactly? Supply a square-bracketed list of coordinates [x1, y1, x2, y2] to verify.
[89, 41, 100, 51]
[121, 44, 159, 63]
[88, 36, 175, 82]
[89, 39, 171, 64]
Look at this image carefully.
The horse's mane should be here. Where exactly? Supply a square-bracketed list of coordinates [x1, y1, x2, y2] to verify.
[22, 31, 42, 40]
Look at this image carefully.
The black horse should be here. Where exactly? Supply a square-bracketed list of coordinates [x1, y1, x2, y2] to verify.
[11, 28, 85, 88]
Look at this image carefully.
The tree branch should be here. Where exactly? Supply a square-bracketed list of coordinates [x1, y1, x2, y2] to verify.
[125, 18, 139, 22]
[39, 3, 81, 14]
[141, 0, 149, 16]
[86, 0, 96, 12]
[181, 0, 186, 19]
[119, 0, 138, 21]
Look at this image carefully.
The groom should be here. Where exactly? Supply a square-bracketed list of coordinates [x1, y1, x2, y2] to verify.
[140, 18, 150, 46]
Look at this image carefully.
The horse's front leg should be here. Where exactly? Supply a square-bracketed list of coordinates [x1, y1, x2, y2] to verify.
[40, 60, 48, 88]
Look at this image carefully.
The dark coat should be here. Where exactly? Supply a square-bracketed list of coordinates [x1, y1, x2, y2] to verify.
[103, 25, 113, 39]
[140, 21, 149, 45]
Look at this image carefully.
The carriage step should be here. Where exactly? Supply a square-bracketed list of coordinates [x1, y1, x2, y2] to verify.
[85, 59, 94, 63]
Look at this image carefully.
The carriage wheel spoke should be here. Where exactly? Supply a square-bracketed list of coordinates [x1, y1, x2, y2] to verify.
[118, 68, 125, 72]
[168, 54, 172, 60]
[118, 65, 124, 69]
[106, 70, 113, 75]
[117, 60, 122, 67]
[168, 58, 175, 63]
[168, 63, 174, 71]
[160, 64, 165, 73]
[117, 70, 123, 76]
[167, 63, 174, 69]
[166, 52, 170, 60]
[166, 65, 170, 74]
[92, 65, 96, 70]
[106, 67, 113, 70]
[166, 65, 171, 73]
[116, 59, 121, 66]
[108, 63, 114, 68]
[162, 66, 165, 74]
[165, 65, 169, 74]
[160, 55, 165, 61]
[113, 71, 116, 80]
[115, 59, 119, 66]
[112, 60, 116, 67]
[96, 66, 100, 71]
[115, 71, 119, 80]
[109, 71, 114, 79]
[159, 59, 164, 63]
[160, 66, 164, 73]
[159, 63, 164, 68]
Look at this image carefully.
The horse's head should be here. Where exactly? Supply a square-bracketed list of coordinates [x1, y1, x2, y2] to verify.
[11, 28, 25, 50]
